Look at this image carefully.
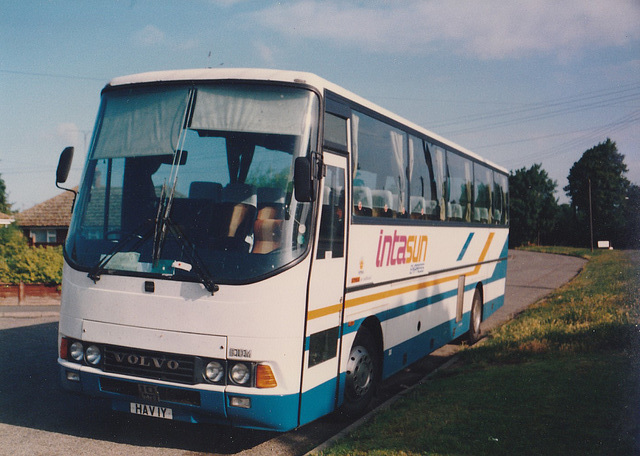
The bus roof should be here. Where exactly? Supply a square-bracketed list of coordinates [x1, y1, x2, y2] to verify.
[108, 68, 508, 174]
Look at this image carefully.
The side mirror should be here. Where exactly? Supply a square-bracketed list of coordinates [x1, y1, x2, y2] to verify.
[294, 156, 315, 202]
[56, 146, 74, 184]
[56, 146, 77, 213]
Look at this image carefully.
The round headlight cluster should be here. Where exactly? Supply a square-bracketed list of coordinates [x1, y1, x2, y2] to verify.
[229, 363, 251, 385]
[69, 341, 84, 362]
[85, 345, 102, 365]
[204, 361, 224, 383]
[67, 340, 102, 366]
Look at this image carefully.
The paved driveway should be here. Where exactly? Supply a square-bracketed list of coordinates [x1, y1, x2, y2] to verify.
[482, 249, 587, 334]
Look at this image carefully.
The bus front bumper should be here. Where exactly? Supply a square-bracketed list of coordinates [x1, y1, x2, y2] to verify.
[58, 362, 300, 431]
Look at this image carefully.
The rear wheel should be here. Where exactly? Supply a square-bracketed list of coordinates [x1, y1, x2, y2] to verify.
[468, 288, 483, 343]
[341, 327, 379, 417]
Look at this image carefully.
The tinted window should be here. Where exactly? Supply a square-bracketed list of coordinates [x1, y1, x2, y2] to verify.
[352, 111, 406, 218]
[446, 152, 472, 222]
[324, 112, 348, 149]
[473, 164, 493, 224]
[493, 172, 509, 225]
[409, 136, 444, 220]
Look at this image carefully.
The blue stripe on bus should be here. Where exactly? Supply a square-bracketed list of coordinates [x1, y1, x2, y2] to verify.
[226, 391, 299, 431]
[457, 232, 475, 261]
[299, 375, 341, 425]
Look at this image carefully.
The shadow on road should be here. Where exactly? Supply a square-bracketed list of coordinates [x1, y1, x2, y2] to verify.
[0, 321, 459, 455]
[0, 322, 280, 454]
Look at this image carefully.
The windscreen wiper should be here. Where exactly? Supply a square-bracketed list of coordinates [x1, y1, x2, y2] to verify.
[88, 221, 154, 283]
[163, 216, 219, 295]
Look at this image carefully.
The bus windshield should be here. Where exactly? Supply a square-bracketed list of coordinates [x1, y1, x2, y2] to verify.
[66, 83, 319, 285]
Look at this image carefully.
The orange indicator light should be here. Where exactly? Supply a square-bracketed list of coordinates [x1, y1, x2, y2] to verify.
[256, 364, 277, 388]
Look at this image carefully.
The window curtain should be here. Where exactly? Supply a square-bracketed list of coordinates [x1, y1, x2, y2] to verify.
[435, 147, 446, 220]
[390, 130, 405, 213]
[191, 87, 312, 136]
[407, 137, 415, 188]
[93, 88, 190, 159]
[464, 161, 472, 222]
[351, 113, 360, 181]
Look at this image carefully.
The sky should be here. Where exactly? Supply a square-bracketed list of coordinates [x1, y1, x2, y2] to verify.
[1, 0, 639, 211]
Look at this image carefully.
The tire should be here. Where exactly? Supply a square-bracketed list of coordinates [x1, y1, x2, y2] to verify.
[341, 327, 379, 417]
[468, 288, 483, 343]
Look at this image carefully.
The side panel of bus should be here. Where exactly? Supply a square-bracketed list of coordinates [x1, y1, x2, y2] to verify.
[341, 225, 508, 379]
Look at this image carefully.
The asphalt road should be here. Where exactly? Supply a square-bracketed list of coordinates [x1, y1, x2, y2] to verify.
[0, 250, 586, 456]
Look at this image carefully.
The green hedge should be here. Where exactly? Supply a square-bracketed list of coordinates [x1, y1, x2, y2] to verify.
[0, 226, 63, 285]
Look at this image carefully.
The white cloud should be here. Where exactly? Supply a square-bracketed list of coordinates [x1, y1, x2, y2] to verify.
[209, 0, 248, 6]
[132, 25, 199, 51]
[254, 41, 276, 65]
[133, 25, 166, 47]
[249, 0, 640, 60]
[54, 122, 84, 148]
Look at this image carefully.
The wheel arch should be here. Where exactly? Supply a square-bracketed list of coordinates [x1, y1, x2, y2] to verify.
[475, 281, 484, 320]
[358, 316, 383, 375]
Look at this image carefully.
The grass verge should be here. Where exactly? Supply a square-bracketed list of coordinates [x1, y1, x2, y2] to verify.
[320, 249, 640, 455]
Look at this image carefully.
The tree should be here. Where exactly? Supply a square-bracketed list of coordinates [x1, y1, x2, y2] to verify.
[0, 172, 10, 214]
[509, 164, 558, 247]
[622, 184, 640, 249]
[564, 139, 630, 248]
[548, 203, 582, 247]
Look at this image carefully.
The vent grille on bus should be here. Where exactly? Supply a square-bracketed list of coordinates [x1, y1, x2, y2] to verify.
[103, 345, 196, 384]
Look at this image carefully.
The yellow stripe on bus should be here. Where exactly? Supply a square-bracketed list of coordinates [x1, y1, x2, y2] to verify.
[307, 232, 495, 321]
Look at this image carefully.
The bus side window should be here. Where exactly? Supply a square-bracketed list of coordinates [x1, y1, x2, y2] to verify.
[353, 186, 373, 216]
[352, 111, 406, 218]
[493, 172, 509, 225]
[409, 136, 443, 221]
[473, 165, 493, 224]
[446, 151, 472, 222]
[317, 165, 345, 259]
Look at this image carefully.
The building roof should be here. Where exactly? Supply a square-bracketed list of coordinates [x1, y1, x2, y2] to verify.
[16, 189, 76, 228]
[0, 212, 15, 225]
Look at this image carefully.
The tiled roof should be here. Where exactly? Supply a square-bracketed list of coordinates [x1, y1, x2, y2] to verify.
[16, 188, 77, 228]
[0, 212, 14, 221]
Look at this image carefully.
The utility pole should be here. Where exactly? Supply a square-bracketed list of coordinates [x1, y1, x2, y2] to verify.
[588, 178, 594, 252]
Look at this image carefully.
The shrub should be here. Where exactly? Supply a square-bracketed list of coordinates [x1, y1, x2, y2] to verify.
[0, 225, 63, 285]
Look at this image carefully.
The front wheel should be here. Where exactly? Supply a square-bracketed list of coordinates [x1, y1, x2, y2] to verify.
[341, 327, 379, 417]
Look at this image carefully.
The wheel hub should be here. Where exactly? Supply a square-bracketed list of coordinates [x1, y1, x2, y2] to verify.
[345, 345, 373, 398]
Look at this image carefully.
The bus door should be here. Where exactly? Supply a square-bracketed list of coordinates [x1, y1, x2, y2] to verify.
[299, 153, 348, 425]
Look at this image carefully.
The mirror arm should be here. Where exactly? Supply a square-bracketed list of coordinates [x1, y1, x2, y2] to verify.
[56, 182, 78, 214]
[312, 151, 326, 180]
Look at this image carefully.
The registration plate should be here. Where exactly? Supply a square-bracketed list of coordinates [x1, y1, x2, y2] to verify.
[130, 402, 173, 420]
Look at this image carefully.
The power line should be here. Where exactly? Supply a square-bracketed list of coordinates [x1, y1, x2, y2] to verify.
[442, 88, 640, 136]
[500, 109, 640, 168]
[431, 81, 640, 131]
[0, 68, 105, 82]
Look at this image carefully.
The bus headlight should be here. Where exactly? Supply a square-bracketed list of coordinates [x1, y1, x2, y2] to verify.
[69, 341, 84, 362]
[204, 361, 225, 383]
[85, 345, 102, 365]
[229, 363, 251, 385]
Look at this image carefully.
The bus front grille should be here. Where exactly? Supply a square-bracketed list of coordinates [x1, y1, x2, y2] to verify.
[103, 345, 196, 384]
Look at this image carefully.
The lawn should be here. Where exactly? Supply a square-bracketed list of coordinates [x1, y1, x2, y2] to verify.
[320, 249, 640, 455]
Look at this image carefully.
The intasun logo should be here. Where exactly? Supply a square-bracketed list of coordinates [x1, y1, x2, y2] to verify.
[375, 229, 428, 268]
